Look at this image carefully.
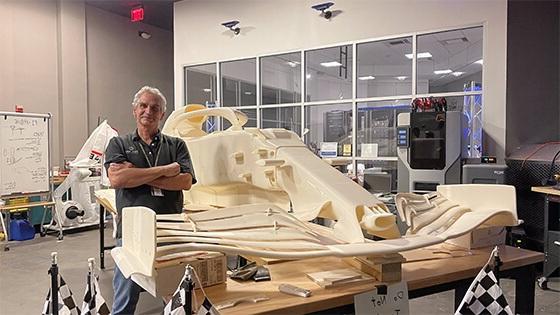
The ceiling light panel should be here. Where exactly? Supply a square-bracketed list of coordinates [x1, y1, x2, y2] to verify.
[358, 76, 375, 80]
[405, 52, 432, 59]
[320, 61, 342, 67]
[434, 69, 453, 74]
[439, 37, 469, 45]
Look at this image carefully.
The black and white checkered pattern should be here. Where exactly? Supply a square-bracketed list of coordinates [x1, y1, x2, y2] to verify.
[164, 270, 192, 315]
[81, 273, 111, 315]
[164, 267, 219, 315]
[195, 297, 219, 315]
[455, 265, 513, 315]
[42, 275, 81, 315]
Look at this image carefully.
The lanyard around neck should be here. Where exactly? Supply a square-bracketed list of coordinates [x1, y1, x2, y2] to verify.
[138, 141, 162, 168]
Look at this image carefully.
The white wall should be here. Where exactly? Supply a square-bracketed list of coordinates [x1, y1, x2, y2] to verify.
[1, 0, 61, 163]
[174, 0, 508, 160]
[59, 0, 88, 160]
[1, 0, 174, 166]
[86, 6, 174, 135]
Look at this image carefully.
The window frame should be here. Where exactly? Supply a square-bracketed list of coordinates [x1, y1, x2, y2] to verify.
[182, 23, 484, 169]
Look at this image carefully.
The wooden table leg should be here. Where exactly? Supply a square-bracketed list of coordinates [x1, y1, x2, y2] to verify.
[453, 278, 471, 311]
[514, 264, 536, 315]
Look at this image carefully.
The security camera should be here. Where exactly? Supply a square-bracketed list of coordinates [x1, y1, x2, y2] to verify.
[311, 2, 334, 19]
[138, 30, 152, 40]
[222, 20, 241, 35]
[312, 2, 334, 11]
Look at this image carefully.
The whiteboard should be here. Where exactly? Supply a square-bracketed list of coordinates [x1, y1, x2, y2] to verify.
[0, 112, 51, 196]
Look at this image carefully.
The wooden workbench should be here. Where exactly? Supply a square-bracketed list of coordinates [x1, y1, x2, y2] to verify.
[94, 189, 116, 269]
[90, 190, 544, 313]
[531, 186, 560, 197]
[196, 245, 543, 315]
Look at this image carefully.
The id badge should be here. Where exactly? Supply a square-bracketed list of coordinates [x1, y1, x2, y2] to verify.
[151, 187, 164, 197]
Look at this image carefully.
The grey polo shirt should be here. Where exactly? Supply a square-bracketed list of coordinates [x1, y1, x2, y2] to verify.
[104, 130, 196, 239]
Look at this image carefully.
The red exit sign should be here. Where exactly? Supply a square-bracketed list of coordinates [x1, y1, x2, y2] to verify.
[131, 7, 144, 22]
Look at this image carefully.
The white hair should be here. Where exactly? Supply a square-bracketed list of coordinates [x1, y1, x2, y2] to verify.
[132, 86, 167, 113]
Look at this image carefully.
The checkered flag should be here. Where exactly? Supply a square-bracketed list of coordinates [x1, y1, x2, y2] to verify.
[42, 274, 81, 315]
[164, 266, 220, 315]
[455, 250, 513, 315]
[164, 269, 193, 315]
[81, 272, 111, 315]
[195, 297, 219, 315]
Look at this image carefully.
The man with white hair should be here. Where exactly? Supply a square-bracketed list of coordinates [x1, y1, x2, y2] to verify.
[104, 86, 196, 314]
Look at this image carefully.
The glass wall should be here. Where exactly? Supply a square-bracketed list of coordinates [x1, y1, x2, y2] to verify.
[305, 103, 352, 157]
[185, 63, 216, 105]
[184, 25, 484, 173]
[305, 45, 353, 102]
[416, 26, 483, 94]
[356, 100, 411, 158]
[220, 58, 257, 107]
[357, 37, 412, 98]
[261, 52, 301, 105]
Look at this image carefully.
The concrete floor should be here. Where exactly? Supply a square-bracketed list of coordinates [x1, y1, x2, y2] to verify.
[1, 228, 559, 315]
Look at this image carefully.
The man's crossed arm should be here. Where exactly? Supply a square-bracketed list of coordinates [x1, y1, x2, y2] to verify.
[108, 162, 193, 191]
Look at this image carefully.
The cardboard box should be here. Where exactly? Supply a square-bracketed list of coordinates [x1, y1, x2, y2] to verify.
[446, 226, 506, 249]
[138, 252, 227, 297]
[187, 252, 227, 288]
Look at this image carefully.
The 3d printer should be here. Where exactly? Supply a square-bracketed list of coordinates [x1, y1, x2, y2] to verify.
[397, 98, 462, 192]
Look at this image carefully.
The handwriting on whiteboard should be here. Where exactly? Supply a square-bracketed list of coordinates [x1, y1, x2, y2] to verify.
[1, 115, 50, 195]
